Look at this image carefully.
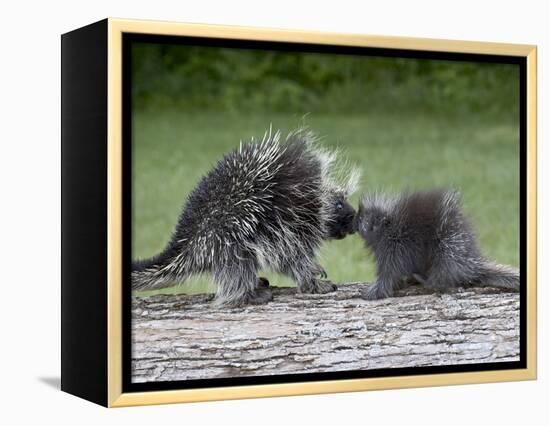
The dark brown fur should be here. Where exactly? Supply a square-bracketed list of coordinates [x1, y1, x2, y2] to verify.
[355, 190, 520, 300]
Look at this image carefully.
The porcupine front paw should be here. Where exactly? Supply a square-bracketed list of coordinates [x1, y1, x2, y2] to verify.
[360, 283, 387, 300]
[300, 279, 337, 294]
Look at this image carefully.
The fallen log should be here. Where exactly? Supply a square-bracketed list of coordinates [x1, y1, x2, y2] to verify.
[131, 283, 519, 383]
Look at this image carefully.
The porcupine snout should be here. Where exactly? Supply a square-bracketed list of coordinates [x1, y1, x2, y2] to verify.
[328, 198, 356, 240]
[342, 209, 356, 236]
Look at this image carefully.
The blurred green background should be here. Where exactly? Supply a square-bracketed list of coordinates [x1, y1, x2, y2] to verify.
[132, 42, 520, 296]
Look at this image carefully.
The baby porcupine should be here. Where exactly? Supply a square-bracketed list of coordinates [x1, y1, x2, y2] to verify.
[132, 128, 359, 307]
[355, 189, 520, 300]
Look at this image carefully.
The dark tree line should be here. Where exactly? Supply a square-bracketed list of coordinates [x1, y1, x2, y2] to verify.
[132, 42, 519, 118]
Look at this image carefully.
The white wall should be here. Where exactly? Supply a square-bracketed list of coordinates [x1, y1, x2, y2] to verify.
[1, 0, 546, 424]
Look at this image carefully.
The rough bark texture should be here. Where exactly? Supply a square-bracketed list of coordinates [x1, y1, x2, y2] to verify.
[131, 283, 519, 383]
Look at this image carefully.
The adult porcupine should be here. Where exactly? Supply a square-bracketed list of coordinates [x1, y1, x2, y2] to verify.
[355, 189, 520, 300]
[132, 128, 359, 307]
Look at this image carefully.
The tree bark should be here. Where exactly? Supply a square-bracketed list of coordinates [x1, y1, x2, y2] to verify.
[131, 283, 519, 383]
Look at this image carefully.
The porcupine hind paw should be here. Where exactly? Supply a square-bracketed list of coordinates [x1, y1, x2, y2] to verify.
[247, 286, 274, 305]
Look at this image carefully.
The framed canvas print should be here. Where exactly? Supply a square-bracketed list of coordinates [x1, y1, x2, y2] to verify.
[61, 18, 537, 407]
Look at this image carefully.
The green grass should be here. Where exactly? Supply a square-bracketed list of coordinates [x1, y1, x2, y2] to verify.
[132, 110, 519, 296]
